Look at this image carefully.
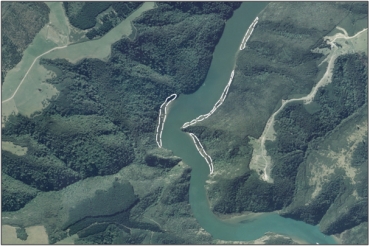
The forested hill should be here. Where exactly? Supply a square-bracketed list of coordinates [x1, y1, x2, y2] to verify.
[1, 2, 49, 83]
[2, 2, 241, 244]
[185, 2, 368, 244]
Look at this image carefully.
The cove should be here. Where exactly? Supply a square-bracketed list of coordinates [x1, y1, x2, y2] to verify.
[161, 2, 337, 244]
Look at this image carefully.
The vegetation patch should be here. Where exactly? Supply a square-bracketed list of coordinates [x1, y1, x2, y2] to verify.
[1, 2, 49, 82]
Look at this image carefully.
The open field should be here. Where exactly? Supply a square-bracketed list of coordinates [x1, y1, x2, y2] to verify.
[2, 141, 27, 156]
[2, 225, 49, 244]
[249, 26, 368, 182]
[43, 2, 155, 64]
[2, 2, 155, 127]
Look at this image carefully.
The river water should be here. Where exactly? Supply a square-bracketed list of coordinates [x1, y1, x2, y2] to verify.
[162, 2, 337, 244]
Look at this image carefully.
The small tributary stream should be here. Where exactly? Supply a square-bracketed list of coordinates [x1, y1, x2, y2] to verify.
[162, 2, 337, 244]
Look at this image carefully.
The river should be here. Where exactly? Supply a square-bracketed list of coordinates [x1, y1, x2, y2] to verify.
[162, 2, 337, 244]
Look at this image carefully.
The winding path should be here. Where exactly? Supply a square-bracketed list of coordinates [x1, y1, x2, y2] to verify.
[252, 26, 368, 182]
[1, 45, 68, 104]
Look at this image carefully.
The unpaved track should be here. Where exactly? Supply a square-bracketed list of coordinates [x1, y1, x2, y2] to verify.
[2, 45, 67, 104]
[251, 26, 368, 182]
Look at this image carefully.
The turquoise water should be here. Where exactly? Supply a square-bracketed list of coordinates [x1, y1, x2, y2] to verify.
[162, 2, 337, 244]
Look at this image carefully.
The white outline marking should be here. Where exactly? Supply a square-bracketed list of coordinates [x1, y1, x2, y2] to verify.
[240, 17, 259, 50]
[156, 94, 177, 148]
[180, 70, 235, 175]
[181, 16, 260, 174]
[189, 133, 213, 174]
[182, 70, 234, 129]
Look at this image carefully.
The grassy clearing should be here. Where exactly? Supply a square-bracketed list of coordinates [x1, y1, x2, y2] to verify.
[2, 141, 27, 156]
[14, 64, 58, 117]
[1, 2, 155, 127]
[1, 99, 18, 127]
[250, 26, 368, 182]
[55, 234, 78, 244]
[45, 2, 70, 45]
[1, 225, 49, 244]
[44, 2, 155, 64]
[1, 3, 68, 125]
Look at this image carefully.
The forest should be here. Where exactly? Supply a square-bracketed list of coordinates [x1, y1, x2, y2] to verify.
[2, 2, 49, 83]
[2, 5, 241, 245]
[212, 53, 368, 220]
[63, 2, 112, 30]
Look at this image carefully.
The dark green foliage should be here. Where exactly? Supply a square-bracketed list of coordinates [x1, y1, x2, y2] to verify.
[341, 222, 368, 245]
[68, 210, 131, 237]
[85, 29, 99, 40]
[213, 49, 368, 215]
[2, 8, 239, 238]
[274, 53, 368, 155]
[282, 177, 345, 225]
[75, 224, 128, 244]
[153, 232, 189, 244]
[339, 2, 368, 15]
[3, 113, 135, 179]
[131, 188, 162, 215]
[2, 2, 49, 82]
[63, 2, 112, 30]
[269, 53, 368, 221]
[1, 0, 234, 201]
[166, 2, 241, 19]
[248, 33, 322, 67]
[85, 14, 114, 40]
[117, 3, 241, 94]
[264, 236, 294, 245]
[213, 150, 304, 214]
[16, 227, 28, 241]
[2, 114, 35, 136]
[116, 14, 225, 94]
[351, 136, 368, 167]
[270, 150, 304, 180]
[322, 200, 368, 235]
[112, 2, 143, 18]
[1, 173, 38, 212]
[145, 152, 181, 168]
[355, 170, 368, 199]
[41, 57, 173, 135]
[66, 181, 138, 230]
[61, 180, 165, 242]
[1, 35, 22, 83]
[214, 171, 274, 213]
[160, 168, 191, 205]
[2, 151, 80, 192]
[77, 223, 109, 238]
[1, 189, 36, 212]
[75, 221, 161, 244]
[183, 125, 226, 141]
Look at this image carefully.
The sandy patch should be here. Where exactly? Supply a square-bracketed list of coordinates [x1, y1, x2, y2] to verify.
[309, 116, 367, 199]
[1, 99, 18, 128]
[215, 210, 266, 224]
[54, 234, 79, 244]
[2, 141, 28, 156]
[249, 26, 368, 184]
[2, 225, 48, 244]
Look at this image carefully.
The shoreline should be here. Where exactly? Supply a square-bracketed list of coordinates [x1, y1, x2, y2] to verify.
[213, 210, 269, 224]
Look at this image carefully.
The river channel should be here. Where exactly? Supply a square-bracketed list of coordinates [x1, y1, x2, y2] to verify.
[162, 2, 337, 244]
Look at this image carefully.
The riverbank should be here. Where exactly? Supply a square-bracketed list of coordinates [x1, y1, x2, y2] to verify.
[214, 210, 266, 224]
